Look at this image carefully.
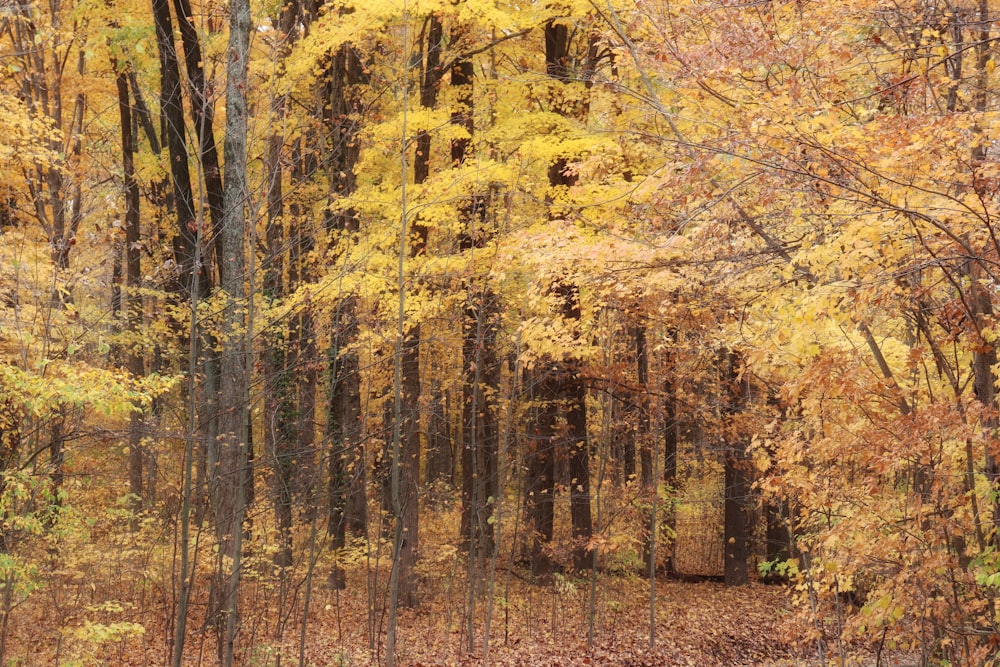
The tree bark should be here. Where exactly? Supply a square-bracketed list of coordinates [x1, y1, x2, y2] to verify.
[393, 15, 446, 608]
[722, 350, 749, 586]
[452, 42, 500, 561]
[115, 62, 145, 511]
[215, 0, 252, 660]
[525, 366, 556, 578]
[322, 43, 368, 568]
[542, 21, 595, 572]
[427, 384, 453, 485]
[327, 297, 365, 589]
[172, 0, 225, 265]
[151, 0, 199, 296]
[971, 280, 1000, 545]
[558, 284, 592, 572]
[261, 0, 302, 569]
[461, 281, 500, 563]
[660, 339, 679, 577]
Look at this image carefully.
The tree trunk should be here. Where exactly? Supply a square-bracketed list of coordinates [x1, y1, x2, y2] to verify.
[525, 366, 556, 578]
[722, 350, 749, 586]
[971, 281, 1000, 545]
[115, 62, 145, 511]
[555, 284, 591, 572]
[617, 391, 636, 485]
[215, 0, 252, 660]
[763, 500, 792, 575]
[397, 333, 421, 608]
[634, 325, 656, 575]
[393, 15, 445, 609]
[452, 43, 499, 561]
[172, 0, 225, 267]
[151, 0, 199, 297]
[327, 297, 365, 589]
[661, 343, 679, 577]
[541, 20, 595, 573]
[322, 43, 367, 572]
[461, 282, 500, 563]
[427, 384, 453, 485]
[288, 144, 319, 504]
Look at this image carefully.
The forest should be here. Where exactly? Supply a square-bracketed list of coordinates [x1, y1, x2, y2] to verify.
[3, 0, 1000, 664]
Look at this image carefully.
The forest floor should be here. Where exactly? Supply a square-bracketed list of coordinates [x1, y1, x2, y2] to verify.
[3, 501, 903, 666]
[291, 575, 887, 667]
[10, 563, 914, 666]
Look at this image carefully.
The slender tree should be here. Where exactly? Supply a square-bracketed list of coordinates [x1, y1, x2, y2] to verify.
[214, 0, 252, 659]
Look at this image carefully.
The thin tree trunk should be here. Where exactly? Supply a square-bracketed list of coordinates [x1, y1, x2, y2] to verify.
[969, 2, 1000, 547]
[0, 390, 20, 666]
[971, 281, 1000, 545]
[288, 144, 319, 504]
[635, 324, 656, 576]
[462, 283, 500, 563]
[394, 14, 445, 609]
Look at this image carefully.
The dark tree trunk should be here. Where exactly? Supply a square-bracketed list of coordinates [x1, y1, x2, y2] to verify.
[47, 412, 66, 521]
[722, 350, 750, 586]
[327, 297, 365, 589]
[661, 340, 679, 577]
[514, 19, 597, 579]
[264, 0, 317, 569]
[452, 43, 499, 560]
[128, 69, 160, 154]
[565, 359, 591, 572]
[0, 389, 21, 553]
[525, 367, 556, 578]
[617, 391, 636, 485]
[461, 283, 500, 562]
[634, 325, 651, 482]
[116, 63, 145, 510]
[971, 280, 1000, 546]
[322, 45, 364, 222]
[427, 385, 453, 485]
[152, 0, 220, 524]
[398, 334, 421, 608]
[322, 43, 367, 571]
[288, 143, 319, 504]
[764, 500, 792, 574]
[262, 210, 295, 568]
[634, 325, 655, 575]
[413, 15, 444, 186]
[263, 322, 295, 568]
[172, 0, 225, 270]
[724, 453, 750, 586]
[151, 0, 199, 297]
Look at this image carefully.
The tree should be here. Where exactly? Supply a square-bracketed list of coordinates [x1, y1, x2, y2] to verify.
[213, 0, 252, 660]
